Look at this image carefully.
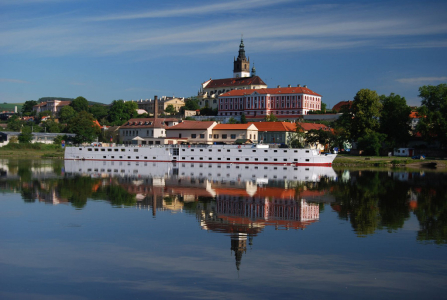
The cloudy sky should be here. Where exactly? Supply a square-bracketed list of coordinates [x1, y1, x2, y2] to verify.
[1, 0, 446, 107]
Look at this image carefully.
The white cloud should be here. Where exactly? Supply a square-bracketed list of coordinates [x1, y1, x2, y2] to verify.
[396, 77, 447, 84]
[0, 78, 29, 84]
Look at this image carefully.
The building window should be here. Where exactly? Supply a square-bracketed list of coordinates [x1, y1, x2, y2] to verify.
[231, 134, 236, 139]
[222, 134, 227, 139]
[200, 134, 205, 138]
[191, 134, 196, 138]
[214, 134, 219, 139]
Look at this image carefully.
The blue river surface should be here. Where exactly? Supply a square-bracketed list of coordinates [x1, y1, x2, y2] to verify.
[0, 159, 446, 300]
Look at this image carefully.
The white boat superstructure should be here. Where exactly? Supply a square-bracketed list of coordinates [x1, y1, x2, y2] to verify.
[64, 144, 336, 166]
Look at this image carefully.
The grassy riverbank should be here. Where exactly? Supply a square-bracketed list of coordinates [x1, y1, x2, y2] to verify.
[333, 153, 446, 169]
[0, 143, 64, 159]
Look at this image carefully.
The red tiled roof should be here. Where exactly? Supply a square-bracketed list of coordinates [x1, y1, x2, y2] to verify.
[121, 118, 179, 129]
[166, 120, 216, 130]
[213, 124, 255, 130]
[332, 100, 352, 112]
[248, 122, 296, 132]
[297, 123, 330, 131]
[204, 76, 266, 89]
[220, 86, 321, 97]
[409, 112, 420, 119]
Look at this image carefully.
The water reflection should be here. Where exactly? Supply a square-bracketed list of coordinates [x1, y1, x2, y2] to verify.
[1, 159, 447, 247]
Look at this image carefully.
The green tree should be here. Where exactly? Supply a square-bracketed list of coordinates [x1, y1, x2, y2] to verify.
[240, 114, 247, 124]
[264, 113, 278, 122]
[108, 100, 138, 126]
[184, 98, 200, 111]
[18, 126, 33, 143]
[342, 89, 382, 141]
[89, 104, 109, 122]
[7, 115, 23, 131]
[417, 84, 447, 148]
[305, 129, 335, 150]
[165, 104, 176, 115]
[357, 131, 386, 156]
[321, 102, 327, 113]
[228, 117, 237, 124]
[70, 96, 89, 112]
[42, 118, 61, 133]
[379, 93, 411, 148]
[59, 106, 77, 124]
[67, 111, 100, 143]
[21, 100, 38, 116]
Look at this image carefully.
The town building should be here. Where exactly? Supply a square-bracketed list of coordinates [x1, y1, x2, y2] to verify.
[248, 121, 297, 145]
[212, 123, 258, 144]
[0, 132, 76, 146]
[197, 39, 268, 110]
[119, 118, 180, 145]
[165, 121, 217, 145]
[136, 96, 185, 116]
[218, 85, 322, 118]
[33, 100, 71, 115]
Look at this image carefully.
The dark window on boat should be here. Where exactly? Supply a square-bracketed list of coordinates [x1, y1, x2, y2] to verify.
[255, 158, 258, 161]
[305, 168, 309, 171]
[264, 167, 268, 169]
[136, 156, 139, 159]
[79, 148, 82, 150]
[128, 156, 131, 159]
[245, 158, 249, 161]
[115, 149, 118, 152]
[274, 167, 277, 170]
[200, 149, 203, 152]
[119, 156, 123, 158]
[294, 159, 298, 161]
[306, 150, 309, 153]
[209, 158, 212, 160]
[153, 157, 156, 159]
[305, 159, 310, 162]
[101, 149, 105, 152]
[134, 149, 138, 152]
[182, 157, 185, 160]
[182, 149, 185, 151]
[264, 150, 268, 153]
[144, 156, 147, 159]
[108, 149, 112, 152]
[227, 158, 230, 160]
[200, 157, 203, 160]
[236, 158, 240, 161]
[103, 156, 106, 158]
[227, 149, 230, 152]
[95, 149, 99, 151]
[294, 168, 298, 171]
[111, 156, 114, 158]
[88, 148, 92, 151]
[274, 159, 277, 161]
[274, 150, 277, 153]
[283, 159, 287, 161]
[284, 150, 287, 153]
[191, 157, 194, 160]
[264, 158, 268, 161]
[294, 150, 298, 153]
[121, 149, 125, 152]
[252, 150, 256, 152]
[218, 149, 221, 152]
[191, 149, 194, 152]
[283, 167, 287, 170]
[245, 166, 249, 169]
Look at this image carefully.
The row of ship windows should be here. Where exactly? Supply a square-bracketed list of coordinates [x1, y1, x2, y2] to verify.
[83, 148, 310, 154]
[96, 155, 310, 162]
[83, 165, 309, 173]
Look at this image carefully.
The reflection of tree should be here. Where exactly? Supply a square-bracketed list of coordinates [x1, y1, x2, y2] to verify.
[57, 176, 98, 209]
[413, 174, 447, 244]
[331, 171, 410, 236]
[102, 185, 136, 207]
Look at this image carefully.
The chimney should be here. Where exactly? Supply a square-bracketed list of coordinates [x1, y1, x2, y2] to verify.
[304, 85, 307, 88]
[297, 84, 301, 87]
[277, 85, 281, 88]
[288, 84, 291, 87]
[154, 95, 158, 119]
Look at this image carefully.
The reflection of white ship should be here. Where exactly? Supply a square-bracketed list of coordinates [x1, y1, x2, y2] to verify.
[64, 160, 337, 183]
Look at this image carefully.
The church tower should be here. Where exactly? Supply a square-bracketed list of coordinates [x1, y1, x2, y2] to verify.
[233, 38, 251, 78]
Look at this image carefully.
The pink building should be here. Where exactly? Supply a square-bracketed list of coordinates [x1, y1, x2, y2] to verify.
[33, 100, 71, 115]
[218, 85, 322, 118]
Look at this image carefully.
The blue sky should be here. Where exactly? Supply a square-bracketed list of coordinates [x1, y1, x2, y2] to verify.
[1, 0, 446, 108]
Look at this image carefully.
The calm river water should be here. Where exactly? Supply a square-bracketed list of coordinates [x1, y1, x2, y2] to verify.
[1, 159, 446, 300]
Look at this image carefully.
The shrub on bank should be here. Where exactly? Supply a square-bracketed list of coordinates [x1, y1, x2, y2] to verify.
[0, 143, 61, 151]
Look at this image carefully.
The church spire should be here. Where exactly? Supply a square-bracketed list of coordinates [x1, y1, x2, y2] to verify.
[233, 37, 250, 78]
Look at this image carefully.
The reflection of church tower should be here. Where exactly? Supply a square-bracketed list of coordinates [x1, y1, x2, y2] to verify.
[231, 233, 247, 270]
[233, 38, 251, 78]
